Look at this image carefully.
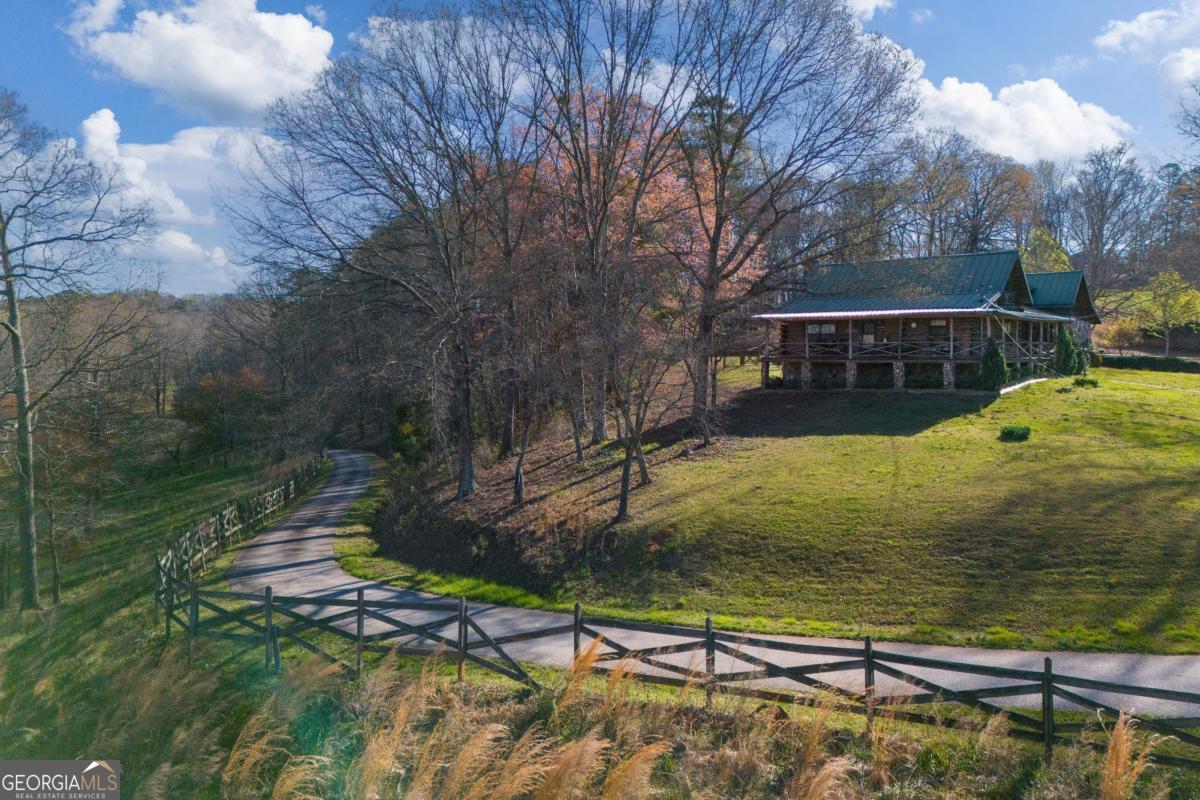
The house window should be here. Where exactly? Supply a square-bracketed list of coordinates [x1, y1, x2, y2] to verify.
[806, 323, 836, 342]
[929, 318, 948, 340]
[861, 321, 877, 344]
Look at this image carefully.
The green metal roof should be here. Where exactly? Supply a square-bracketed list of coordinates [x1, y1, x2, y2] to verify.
[1026, 271, 1101, 323]
[1026, 271, 1082, 306]
[761, 293, 993, 317]
[804, 250, 1022, 299]
[757, 251, 1100, 323]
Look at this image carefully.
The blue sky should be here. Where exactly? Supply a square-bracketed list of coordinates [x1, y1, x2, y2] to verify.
[1, 0, 1196, 293]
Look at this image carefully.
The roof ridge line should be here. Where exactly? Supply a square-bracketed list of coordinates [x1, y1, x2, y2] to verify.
[818, 249, 1019, 269]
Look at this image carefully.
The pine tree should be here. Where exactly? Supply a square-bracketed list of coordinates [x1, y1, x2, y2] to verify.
[981, 338, 1009, 391]
[1054, 326, 1087, 376]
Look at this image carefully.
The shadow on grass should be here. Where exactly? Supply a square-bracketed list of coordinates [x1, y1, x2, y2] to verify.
[718, 389, 995, 438]
[932, 464, 1200, 645]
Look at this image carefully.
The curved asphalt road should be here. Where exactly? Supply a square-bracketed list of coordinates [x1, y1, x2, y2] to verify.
[229, 450, 1200, 718]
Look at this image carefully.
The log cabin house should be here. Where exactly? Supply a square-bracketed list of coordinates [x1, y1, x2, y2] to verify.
[755, 250, 1100, 390]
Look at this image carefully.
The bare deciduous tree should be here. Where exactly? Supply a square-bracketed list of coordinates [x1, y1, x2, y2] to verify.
[1064, 143, 1158, 311]
[233, 9, 546, 498]
[674, 0, 916, 442]
[1180, 80, 1200, 149]
[0, 90, 150, 608]
[502, 0, 701, 446]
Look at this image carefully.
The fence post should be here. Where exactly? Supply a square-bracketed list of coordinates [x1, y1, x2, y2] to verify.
[864, 636, 876, 736]
[188, 580, 198, 666]
[164, 569, 174, 642]
[153, 557, 162, 625]
[457, 596, 467, 682]
[572, 603, 582, 662]
[705, 615, 715, 708]
[1042, 657, 1054, 763]
[197, 526, 207, 572]
[356, 588, 365, 678]
[265, 586, 274, 673]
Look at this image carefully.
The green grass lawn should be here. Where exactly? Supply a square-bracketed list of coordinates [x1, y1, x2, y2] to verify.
[573, 367, 1200, 652]
[342, 366, 1200, 654]
[0, 455, 284, 782]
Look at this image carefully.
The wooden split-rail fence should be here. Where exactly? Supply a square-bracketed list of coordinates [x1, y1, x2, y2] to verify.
[154, 453, 326, 607]
[154, 453, 1200, 771]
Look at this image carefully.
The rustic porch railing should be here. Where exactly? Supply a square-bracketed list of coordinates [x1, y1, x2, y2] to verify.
[156, 567, 1200, 771]
[770, 340, 986, 361]
[767, 340, 1057, 363]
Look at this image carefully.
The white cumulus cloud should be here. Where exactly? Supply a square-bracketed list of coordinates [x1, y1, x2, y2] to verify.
[910, 8, 933, 25]
[65, 0, 123, 39]
[918, 76, 1131, 163]
[305, 4, 327, 26]
[846, 0, 894, 21]
[69, 0, 333, 122]
[148, 230, 241, 292]
[1159, 47, 1200, 86]
[1094, 1, 1200, 57]
[82, 108, 203, 224]
[80, 108, 265, 293]
[1094, 1, 1200, 88]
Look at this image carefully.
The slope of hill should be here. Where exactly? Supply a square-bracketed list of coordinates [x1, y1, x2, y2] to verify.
[350, 366, 1200, 654]
[0, 456, 280, 789]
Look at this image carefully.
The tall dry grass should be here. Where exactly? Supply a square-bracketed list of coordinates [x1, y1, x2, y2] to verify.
[270, 755, 332, 800]
[553, 638, 603, 721]
[222, 699, 293, 800]
[351, 658, 439, 797]
[600, 740, 672, 800]
[864, 692, 916, 789]
[204, 651, 1199, 799]
[1100, 712, 1168, 800]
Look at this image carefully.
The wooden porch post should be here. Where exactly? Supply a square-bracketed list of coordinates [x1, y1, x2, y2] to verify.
[949, 317, 955, 359]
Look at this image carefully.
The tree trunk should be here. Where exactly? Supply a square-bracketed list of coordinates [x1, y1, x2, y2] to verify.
[589, 361, 608, 443]
[710, 357, 718, 414]
[454, 340, 478, 499]
[1164, 329, 1171, 357]
[513, 420, 530, 507]
[569, 400, 585, 464]
[156, 356, 167, 415]
[3, 244, 39, 609]
[613, 446, 633, 524]
[499, 375, 516, 459]
[691, 302, 716, 446]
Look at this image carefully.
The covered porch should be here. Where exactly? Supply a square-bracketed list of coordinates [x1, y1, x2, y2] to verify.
[759, 311, 1068, 390]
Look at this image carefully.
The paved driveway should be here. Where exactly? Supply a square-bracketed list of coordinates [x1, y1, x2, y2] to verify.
[229, 450, 1200, 718]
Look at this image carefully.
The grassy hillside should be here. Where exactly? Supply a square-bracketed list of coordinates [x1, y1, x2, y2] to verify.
[582, 367, 1200, 652]
[0, 456, 283, 791]
[348, 366, 1200, 654]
